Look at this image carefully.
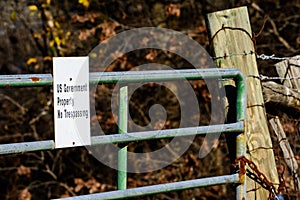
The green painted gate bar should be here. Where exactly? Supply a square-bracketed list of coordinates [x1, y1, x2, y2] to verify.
[117, 86, 128, 190]
[0, 68, 247, 199]
[58, 174, 240, 200]
[0, 122, 244, 154]
[0, 68, 243, 86]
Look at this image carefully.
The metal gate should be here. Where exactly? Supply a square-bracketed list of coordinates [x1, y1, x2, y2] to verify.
[0, 68, 246, 199]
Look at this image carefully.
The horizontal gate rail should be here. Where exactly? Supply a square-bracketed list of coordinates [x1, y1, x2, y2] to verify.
[0, 69, 245, 154]
[0, 122, 243, 154]
[0, 68, 246, 199]
[57, 174, 239, 200]
[0, 68, 243, 85]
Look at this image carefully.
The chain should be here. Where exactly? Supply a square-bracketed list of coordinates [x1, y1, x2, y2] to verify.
[233, 156, 285, 200]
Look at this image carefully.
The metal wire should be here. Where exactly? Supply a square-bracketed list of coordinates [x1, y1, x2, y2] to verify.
[248, 74, 300, 81]
[256, 54, 300, 61]
[212, 52, 300, 81]
[212, 52, 300, 61]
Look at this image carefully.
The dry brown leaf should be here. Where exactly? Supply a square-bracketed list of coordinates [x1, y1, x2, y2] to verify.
[60, 193, 70, 198]
[86, 178, 101, 194]
[166, 4, 180, 17]
[72, 13, 100, 23]
[74, 178, 85, 192]
[99, 22, 119, 42]
[145, 50, 157, 61]
[17, 165, 31, 178]
[78, 28, 95, 41]
[18, 188, 31, 200]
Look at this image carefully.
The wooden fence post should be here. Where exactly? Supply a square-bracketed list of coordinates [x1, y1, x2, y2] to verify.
[206, 6, 279, 199]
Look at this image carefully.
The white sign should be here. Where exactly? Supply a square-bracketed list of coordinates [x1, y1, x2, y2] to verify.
[53, 57, 90, 148]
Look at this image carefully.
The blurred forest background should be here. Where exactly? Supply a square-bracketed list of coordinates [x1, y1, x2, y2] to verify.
[0, 0, 299, 199]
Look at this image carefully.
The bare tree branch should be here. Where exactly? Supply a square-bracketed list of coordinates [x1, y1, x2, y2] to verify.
[262, 81, 300, 115]
[269, 117, 300, 192]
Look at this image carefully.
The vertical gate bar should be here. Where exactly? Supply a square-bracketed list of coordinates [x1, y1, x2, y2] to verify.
[236, 75, 247, 199]
[236, 132, 247, 200]
[236, 73, 246, 123]
[118, 85, 128, 190]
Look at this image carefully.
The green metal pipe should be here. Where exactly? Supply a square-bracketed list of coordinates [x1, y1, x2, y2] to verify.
[0, 68, 243, 86]
[89, 68, 244, 84]
[117, 86, 128, 190]
[0, 122, 244, 154]
[91, 122, 244, 145]
[235, 72, 247, 199]
[235, 72, 246, 122]
[0, 69, 247, 125]
[57, 174, 239, 200]
[236, 132, 247, 200]
[0, 140, 55, 154]
[0, 74, 53, 87]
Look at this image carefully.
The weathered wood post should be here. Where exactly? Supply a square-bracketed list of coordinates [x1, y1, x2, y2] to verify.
[206, 6, 279, 199]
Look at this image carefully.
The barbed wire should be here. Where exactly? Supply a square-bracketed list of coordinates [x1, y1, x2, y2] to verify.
[212, 52, 300, 81]
[256, 54, 300, 61]
[212, 51, 300, 61]
[212, 51, 255, 60]
[248, 74, 300, 81]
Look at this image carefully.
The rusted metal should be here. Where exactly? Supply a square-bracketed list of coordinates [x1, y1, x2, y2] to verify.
[0, 74, 52, 87]
[30, 76, 40, 82]
[234, 156, 285, 200]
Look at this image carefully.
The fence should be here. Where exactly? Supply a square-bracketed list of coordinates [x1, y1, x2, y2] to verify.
[0, 68, 246, 199]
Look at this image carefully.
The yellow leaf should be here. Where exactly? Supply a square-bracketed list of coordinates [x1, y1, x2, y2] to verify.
[10, 11, 16, 21]
[54, 36, 61, 46]
[33, 32, 42, 39]
[54, 21, 60, 28]
[43, 56, 52, 61]
[49, 40, 55, 47]
[78, 0, 89, 8]
[28, 5, 38, 11]
[90, 52, 97, 58]
[26, 58, 37, 65]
